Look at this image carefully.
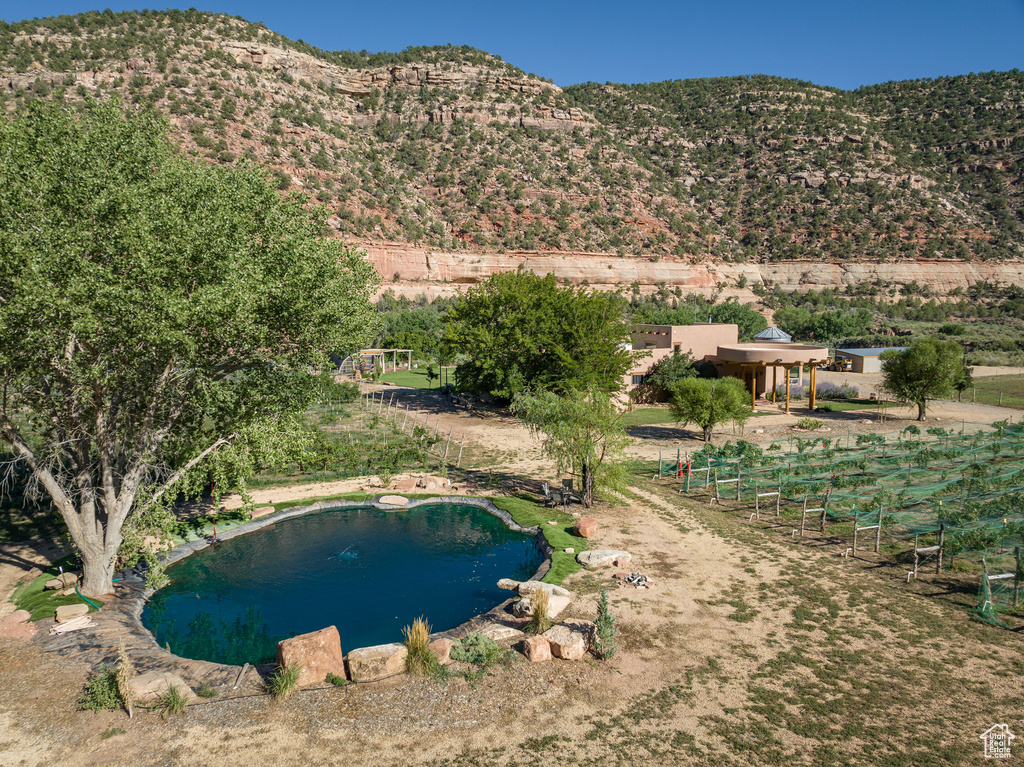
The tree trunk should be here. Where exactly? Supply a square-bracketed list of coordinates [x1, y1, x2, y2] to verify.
[80, 548, 118, 597]
[917, 401, 927, 421]
[581, 462, 593, 508]
[703, 425, 713, 441]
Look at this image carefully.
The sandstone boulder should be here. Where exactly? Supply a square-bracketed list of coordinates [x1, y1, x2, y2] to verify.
[44, 572, 77, 590]
[0, 610, 35, 641]
[516, 581, 572, 600]
[276, 626, 346, 688]
[392, 477, 419, 492]
[575, 518, 598, 538]
[55, 604, 89, 623]
[251, 506, 276, 519]
[477, 623, 524, 643]
[511, 594, 571, 620]
[521, 635, 551, 662]
[542, 620, 596, 660]
[128, 671, 198, 704]
[428, 637, 455, 665]
[419, 476, 450, 492]
[497, 578, 519, 591]
[577, 550, 631, 568]
[346, 643, 408, 682]
[378, 495, 409, 507]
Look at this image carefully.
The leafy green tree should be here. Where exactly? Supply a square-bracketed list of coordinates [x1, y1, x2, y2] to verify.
[669, 377, 750, 442]
[708, 300, 768, 341]
[646, 350, 699, 390]
[445, 271, 636, 400]
[0, 100, 379, 595]
[633, 349, 710, 402]
[774, 306, 872, 343]
[880, 338, 972, 421]
[511, 387, 631, 507]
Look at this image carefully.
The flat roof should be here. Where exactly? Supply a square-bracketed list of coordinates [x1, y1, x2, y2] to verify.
[714, 342, 829, 365]
[837, 347, 906, 357]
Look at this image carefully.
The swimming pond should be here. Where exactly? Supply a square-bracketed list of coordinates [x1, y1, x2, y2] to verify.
[141, 502, 541, 665]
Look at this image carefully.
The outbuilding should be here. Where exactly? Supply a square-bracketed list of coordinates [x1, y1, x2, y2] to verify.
[835, 347, 906, 374]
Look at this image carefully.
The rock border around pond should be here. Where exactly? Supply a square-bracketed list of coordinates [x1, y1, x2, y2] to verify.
[37, 494, 556, 690]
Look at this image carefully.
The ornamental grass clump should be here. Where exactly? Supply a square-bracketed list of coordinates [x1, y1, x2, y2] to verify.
[403, 616, 440, 676]
[114, 639, 136, 718]
[527, 588, 552, 635]
[157, 684, 189, 716]
[266, 662, 301, 700]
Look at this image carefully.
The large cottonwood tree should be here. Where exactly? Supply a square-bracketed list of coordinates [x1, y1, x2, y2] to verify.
[444, 271, 636, 400]
[0, 100, 378, 595]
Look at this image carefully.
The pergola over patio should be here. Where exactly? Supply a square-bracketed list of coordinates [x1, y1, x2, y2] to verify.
[338, 348, 414, 377]
[713, 342, 831, 413]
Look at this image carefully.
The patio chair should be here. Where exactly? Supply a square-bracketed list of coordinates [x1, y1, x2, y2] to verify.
[548, 488, 567, 510]
[561, 479, 583, 506]
[541, 482, 552, 502]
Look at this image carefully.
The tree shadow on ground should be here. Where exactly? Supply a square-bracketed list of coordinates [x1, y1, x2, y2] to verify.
[627, 424, 694, 441]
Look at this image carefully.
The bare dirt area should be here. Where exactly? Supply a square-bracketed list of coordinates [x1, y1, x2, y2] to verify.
[3, 385, 1023, 766]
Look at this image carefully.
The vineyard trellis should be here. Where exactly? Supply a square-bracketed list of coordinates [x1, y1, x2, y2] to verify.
[652, 419, 1024, 621]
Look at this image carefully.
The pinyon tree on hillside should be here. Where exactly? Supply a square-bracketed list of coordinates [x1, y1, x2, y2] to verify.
[0, 100, 379, 596]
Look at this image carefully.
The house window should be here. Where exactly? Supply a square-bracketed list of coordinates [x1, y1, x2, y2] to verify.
[632, 374, 647, 385]
[673, 343, 681, 351]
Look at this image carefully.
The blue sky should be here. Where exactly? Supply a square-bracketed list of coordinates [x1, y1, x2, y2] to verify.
[2, 0, 1022, 89]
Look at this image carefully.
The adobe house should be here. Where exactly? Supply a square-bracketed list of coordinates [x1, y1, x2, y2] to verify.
[713, 341, 830, 412]
[625, 323, 739, 388]
[625, 323, 830, 412]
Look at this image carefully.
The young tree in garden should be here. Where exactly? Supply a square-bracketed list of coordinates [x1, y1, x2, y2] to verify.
[0, 99, 379, 596]
[880, 338, 972, 420]
[669, 377, 750, 442]
[444, 271, 637, 400]
[511, 387, 630, 507]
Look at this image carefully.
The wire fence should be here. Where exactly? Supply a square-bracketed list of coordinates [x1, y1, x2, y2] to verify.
[648, 419, 1024, 619]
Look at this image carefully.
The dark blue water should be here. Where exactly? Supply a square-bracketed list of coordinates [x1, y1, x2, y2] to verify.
[142, 503, 541, 665]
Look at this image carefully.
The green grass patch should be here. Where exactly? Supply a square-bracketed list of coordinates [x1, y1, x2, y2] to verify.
[492, 495, 586, 585]
[12, 560, 103, 621]
[820, 398, 885, 412]
[379, 367, 454, 390]
[621, 407, 677, 427]
[970, 374, 1024, 410]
